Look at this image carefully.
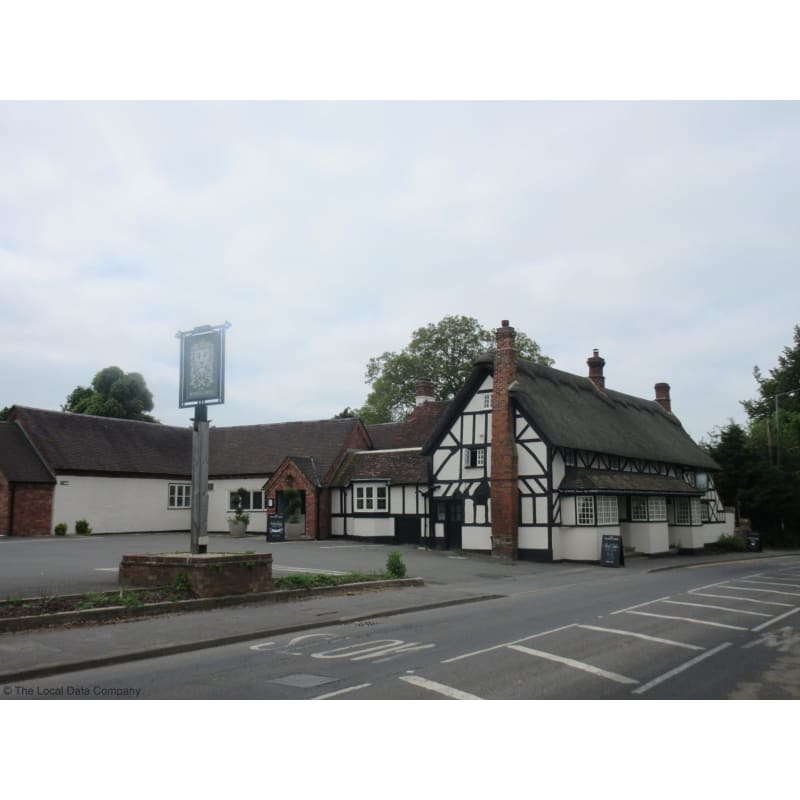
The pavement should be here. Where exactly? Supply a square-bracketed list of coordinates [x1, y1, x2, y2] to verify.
[1, 537, 799, 685]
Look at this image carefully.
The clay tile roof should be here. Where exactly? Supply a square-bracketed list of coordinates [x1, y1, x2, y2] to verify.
[0, 422, 56, 484]
[366, 401, 451, 450]
[208, 418, 363, 479]
[330, 450, 429, 487]
[9, 407, 191, 477]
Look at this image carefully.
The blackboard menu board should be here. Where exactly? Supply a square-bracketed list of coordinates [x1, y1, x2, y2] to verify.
[600, 534, 624, 567]
[267, 513, 285, 542]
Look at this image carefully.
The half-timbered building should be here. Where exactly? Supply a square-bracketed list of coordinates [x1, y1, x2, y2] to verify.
[421, 321, 731, 561]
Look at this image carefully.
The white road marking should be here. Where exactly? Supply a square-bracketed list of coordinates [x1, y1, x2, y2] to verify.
[399, 675, 482, 700]
[688, 581, 727, 592]
[249, 642, 276, 651]
[312, 639, 435, 662]
[94, 568, 118, 572]
[610, 596, 671, 615]
[441, 624, 577, 664]
[688, 592, 793, 608]
[313, 683, 372, 700]
[624, 610, 749, 631]
[751, 606, 800, 633]
[288, 634, 334, 647]
[722, 585, 800, 597]
[632, 642, 732, 695]
[272, 565, 347, 575]
[738, 578, 800, 589]
[507, 644, 639, 685]
[319, 545, 385, 549]
[576, 625, 705, 651]
[662, 600, 772, 617]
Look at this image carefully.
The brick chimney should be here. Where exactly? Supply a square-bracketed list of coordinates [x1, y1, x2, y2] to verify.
[491, 320, 519, 560]
[414, 378, 436, 407]
[587, 349, 606, 389]
[655, 382, 672, 413]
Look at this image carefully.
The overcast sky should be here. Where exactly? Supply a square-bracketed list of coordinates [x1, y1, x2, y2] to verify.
[1, 101, 798, 441]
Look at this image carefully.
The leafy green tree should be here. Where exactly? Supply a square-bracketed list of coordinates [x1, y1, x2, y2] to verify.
[63, 366, 158, 423]
[705, 324, 800, 543]
[357, 315, 552, 424]
[332, 407, 358, 419]
[0, 406, 10, 421]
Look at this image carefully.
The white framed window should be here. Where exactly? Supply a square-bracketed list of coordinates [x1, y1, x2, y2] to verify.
[596, 496, 619, 525]
[168, 483, 191, 509]
[463, 447, 485, 469]
[700, 501, 710, 522]
[648, 496, 667, 521]
[355, 484, 388, 512]
[674, 498, 691, 525]
[577, 496, 595, 525]
[564, 449, 576, 467]
[630, 496, 648, 521]
[483, 394, 492, 409]
[690, 497, 702, 525]
[228, 490, 265, 511]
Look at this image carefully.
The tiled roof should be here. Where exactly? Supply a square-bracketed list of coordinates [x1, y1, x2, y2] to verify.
[9, 407, 364, 480]
[208, 419, 363, 479]
[330, 450, 429, 487]
[559, 468, 702, 495]
[366, 401, 451, 450]
[9, 407, 191, 477]
[0, 422, 56, 484]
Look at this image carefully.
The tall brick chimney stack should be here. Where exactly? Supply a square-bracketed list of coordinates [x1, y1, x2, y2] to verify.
[491, 320, 519, 560]
[587, 349, 606, 390]
[415, 378, 436, 407]
[655, 383, 672, 414]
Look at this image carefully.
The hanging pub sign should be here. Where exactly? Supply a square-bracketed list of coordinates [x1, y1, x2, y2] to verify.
[176, 322, 231, 408]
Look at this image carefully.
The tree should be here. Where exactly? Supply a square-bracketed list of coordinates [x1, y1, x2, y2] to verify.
[63, 366, 158, 423]
[705, 324, 800, 544]
[357, 315, 552, 424]
[332, 407, 358, 419]
[0, 406, 10, 421]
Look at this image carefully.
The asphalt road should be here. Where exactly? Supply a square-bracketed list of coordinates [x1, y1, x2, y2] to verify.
[4, 549, 800, 699]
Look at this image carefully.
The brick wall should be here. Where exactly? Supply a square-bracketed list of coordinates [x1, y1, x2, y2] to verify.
[0, 481, 54, 536]
[491, 321, 520, 559]
[119, 553, 273, 597]
[265, 461, 319, 539]
[0, 475, 9, 536]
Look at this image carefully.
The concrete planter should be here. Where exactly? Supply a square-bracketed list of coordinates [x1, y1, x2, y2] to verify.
[228, 520, 248, 538]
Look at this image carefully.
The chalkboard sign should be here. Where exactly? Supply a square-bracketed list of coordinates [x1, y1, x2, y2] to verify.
[267, 513, 285, 542]
[600, 534, 624, 567]
[746, 532, 761, 553]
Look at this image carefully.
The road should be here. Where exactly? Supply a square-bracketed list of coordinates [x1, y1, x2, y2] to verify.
[4, 555, 800, 699]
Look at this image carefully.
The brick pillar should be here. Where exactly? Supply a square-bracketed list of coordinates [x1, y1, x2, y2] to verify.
[491, 320, 519, 559]
[655, 383, 672, 413]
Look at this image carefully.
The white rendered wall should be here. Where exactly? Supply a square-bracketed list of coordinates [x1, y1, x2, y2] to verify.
[207, 478, 269, 533]
[52, 475, 190, 534]
[461, 526, 490, 550]
[669, 525, 705, 550]
[621, 521, 669, 554]
[557, 525, 621, 561]
[519, 527, 548, 551]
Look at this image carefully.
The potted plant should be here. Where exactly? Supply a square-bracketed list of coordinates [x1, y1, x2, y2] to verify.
[228, 488, 250, 537]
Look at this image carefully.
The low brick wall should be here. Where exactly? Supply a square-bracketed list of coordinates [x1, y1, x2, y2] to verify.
[119, 553, 273, 598]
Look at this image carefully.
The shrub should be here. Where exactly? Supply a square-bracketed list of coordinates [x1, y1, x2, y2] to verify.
[386, 550, 407, 579]
[715, 534, 746, 552]
[173, 573, 191, 594]
[75, 519, 92, 536]
[54, 523, 67, 536]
